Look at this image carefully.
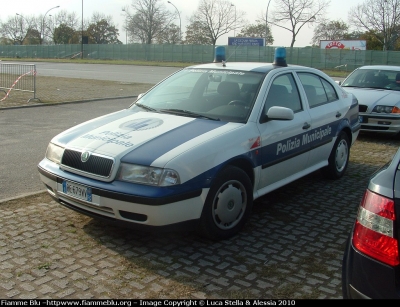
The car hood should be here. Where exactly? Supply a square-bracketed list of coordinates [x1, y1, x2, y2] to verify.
[52, 109, 238, 167]
[343, 87, 400, 107]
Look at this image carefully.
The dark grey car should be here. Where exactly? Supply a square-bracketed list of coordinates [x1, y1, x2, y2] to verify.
[342, 146, 400, 299]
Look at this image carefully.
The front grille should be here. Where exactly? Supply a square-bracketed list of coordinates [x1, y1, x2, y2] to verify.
[359, 104, 368, 112]
[61, 149, 114, 177]
[361, 125, 389, 131]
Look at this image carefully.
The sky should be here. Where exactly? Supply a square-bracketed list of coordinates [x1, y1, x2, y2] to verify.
[1, 0, 365, 47]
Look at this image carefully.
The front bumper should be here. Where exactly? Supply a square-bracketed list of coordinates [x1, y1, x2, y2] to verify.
[38, 160, 207, 231]
[359, 113, 400, 134]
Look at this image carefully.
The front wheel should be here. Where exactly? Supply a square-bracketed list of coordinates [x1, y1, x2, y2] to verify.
[197, 166, 253, 240]
[321, 131, 350, 179]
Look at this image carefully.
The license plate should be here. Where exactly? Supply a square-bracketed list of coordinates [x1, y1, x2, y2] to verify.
[62, 181, 92, 202]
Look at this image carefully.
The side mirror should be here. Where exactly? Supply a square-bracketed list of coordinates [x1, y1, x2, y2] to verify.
[265, 106, 294, 121]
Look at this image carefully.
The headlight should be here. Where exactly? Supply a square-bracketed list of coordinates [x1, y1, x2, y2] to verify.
[372, 105, 400, 114]
[45, 143, 65, 164]
[117, 163, 180, 186]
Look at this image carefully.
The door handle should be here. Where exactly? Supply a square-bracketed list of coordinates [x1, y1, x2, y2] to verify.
[336, 112, 341, 118]
[303, 122, 311, 129]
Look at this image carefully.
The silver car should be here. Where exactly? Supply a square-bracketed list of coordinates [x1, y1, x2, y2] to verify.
[341, 65, 400, 135]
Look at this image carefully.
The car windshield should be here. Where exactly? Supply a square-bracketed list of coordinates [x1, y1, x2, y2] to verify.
[342, 68, 400, 91]
[130, 68, 265, 123]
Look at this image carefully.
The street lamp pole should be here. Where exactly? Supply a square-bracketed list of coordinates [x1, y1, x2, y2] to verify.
[231, 4, 236, 37]
[81, 0, 83, 59]
[16, 13, 30, 27]
[122, 8, 128, 44]
[383, 0, 388, 51]
[16, 13, 29, 45]
[167, 1, 181, 42]
[42, 5, 60, 45]
[265, 0, 272, 45]
[16, 13, 29, 24]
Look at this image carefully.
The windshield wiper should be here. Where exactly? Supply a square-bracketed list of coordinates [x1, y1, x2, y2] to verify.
[343, 85, 383, 89]
[135, 103, 158, 112]
[342, 85, 363, 88]
[160, 108, 220, 121]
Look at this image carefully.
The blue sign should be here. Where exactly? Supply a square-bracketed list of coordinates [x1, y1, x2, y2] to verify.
[228, 37, 265, 46]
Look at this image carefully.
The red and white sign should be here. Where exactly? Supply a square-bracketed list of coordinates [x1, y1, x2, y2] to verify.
[320, 40, 367, 51]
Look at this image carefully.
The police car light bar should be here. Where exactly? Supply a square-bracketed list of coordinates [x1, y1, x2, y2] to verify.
[273, 47, 287, 67]
[214, 46, 226, 63]
[213, 46, 287, 67]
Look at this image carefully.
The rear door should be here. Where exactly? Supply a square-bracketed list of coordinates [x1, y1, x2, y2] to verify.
[296, 72, 347, 168]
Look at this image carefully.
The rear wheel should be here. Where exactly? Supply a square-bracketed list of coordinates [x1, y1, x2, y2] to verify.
[321, 131, 350, 179]
[197, 166, 253, 240]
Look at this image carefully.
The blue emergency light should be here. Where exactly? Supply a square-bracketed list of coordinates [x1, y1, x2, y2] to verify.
[273, 47, 287, 67]
[214, 46, 226, 62]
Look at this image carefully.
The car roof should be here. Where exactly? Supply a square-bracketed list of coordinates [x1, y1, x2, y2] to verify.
[186, 61, 320, 74]
[357, 65, 400, 71]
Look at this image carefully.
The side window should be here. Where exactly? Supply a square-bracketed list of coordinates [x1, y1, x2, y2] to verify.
[264, 73, 302, 113]
[297, 72, 338, 108]
[321, 78, 338, 102]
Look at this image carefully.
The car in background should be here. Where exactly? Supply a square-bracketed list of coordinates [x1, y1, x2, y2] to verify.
[342, 146, 400, 299]
[340, 65, 400, 135]
[37, 48, 360, 241]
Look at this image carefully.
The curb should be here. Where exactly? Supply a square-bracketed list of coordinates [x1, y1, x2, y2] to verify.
[0, 190, 47, 204]
[0, 95, 138, 110]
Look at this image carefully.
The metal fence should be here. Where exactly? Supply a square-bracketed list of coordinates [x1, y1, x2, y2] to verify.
[0, 62, 38, 102]
[1, 44, 400, 71]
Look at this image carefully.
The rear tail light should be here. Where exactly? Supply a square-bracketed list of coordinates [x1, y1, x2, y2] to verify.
[352, 189, 399, 266]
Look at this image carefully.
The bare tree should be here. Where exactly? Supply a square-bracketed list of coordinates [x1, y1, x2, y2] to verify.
[349, 0, 400, 51]
[262, 0, 329, 48]
[123, 0, 175, 44]
[54, 10, 80, 29]
[311, 19, 349, 46]
[1, 10, 80, 46]
[156, 24, 180, 44]
[0, 15, 35, 45]
[46, 10, 80, 43]
[188, 0, 247, 45]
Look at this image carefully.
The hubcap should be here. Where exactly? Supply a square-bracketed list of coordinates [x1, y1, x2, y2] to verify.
[212, 180, 247, 230]
[335, 139, 348, 172]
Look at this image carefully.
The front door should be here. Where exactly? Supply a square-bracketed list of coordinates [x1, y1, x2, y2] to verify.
[256, 72, 312, 193]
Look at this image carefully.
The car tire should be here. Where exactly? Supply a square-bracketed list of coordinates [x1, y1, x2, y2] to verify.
[321, 131, 350, 179]
[197, 166, 253, 241]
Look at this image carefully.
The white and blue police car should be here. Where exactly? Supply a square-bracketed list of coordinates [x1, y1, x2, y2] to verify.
[38, 47, 360, 240]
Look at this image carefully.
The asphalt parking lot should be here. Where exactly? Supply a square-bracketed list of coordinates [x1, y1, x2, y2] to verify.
[1, 130, 399, 299]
